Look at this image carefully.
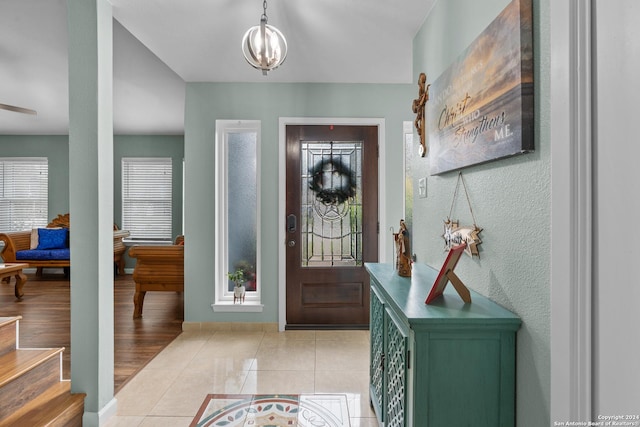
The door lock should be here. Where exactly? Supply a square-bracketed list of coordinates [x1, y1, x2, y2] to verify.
[287, 214, 297, 233]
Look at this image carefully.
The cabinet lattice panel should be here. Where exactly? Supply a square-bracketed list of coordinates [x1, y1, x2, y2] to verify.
[386, 313, 406, 427]
[370, 291, 385, 408]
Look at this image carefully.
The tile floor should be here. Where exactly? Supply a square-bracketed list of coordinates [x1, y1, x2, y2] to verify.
[104, 329, 379, 427]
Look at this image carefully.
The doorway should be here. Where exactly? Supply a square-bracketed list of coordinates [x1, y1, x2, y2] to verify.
[284, 124, 379, 328]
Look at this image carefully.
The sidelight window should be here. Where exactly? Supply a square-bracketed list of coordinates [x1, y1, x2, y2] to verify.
[214, 120, 261, 308]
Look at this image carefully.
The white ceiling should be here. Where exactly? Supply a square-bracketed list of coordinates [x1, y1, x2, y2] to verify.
[0, 0, 435, 135]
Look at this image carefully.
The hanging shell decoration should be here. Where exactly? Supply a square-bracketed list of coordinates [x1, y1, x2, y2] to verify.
[442, 218, 482, 258]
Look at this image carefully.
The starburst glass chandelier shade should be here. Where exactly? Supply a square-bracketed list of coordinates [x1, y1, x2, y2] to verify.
[242, 0, 287, 75]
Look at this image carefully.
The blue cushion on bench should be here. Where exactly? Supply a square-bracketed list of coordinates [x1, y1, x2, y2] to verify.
[37, 228, 68, 250]
[16, 248, 71, 261]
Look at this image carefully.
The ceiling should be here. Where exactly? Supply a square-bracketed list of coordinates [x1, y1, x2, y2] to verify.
[0, 0, 435, 135]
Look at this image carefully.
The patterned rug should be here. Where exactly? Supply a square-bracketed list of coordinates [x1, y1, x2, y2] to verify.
[190, 394, 351, 427]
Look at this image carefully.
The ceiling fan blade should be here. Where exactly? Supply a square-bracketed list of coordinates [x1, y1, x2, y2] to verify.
[0, 103, 37, 115]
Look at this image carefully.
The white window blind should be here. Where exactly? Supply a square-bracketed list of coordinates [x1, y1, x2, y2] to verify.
[0, 158, 48, 232]
[122, 157, 172, 239]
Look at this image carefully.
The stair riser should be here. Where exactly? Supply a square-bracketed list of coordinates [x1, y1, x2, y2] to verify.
[44, 398, 84, 427]
[0, 393, 86, 427]
[0, 323, 17, 357]
[0, 355, 60, 418]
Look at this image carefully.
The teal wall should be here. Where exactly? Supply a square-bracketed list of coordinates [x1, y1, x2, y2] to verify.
[184, 83, 413, 323]
[412, 0, 550, 425]
[0, 134, 184, 269]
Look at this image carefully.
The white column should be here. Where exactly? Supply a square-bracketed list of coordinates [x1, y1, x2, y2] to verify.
[592, 0, 640, 415]
[550, 0, 593, 423]
[67, 0, 116, 425]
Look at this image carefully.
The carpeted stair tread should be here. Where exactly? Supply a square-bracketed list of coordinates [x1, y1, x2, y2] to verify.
[0, 348, 63, 388]
[0, 381, 85, 427]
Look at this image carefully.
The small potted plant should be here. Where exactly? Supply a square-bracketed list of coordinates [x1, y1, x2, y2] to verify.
[227, 269, 247, 303]
[234, 260, 256, 291]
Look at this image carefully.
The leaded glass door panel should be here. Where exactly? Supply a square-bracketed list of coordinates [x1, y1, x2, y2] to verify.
[285, 125, 378, 327]
[301, 140, 362, 267]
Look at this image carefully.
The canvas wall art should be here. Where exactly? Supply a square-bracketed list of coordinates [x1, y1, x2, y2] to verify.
[426, 0, 534, 175]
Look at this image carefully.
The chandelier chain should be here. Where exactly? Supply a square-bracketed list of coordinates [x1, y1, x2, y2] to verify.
[262, 0, 268, 21]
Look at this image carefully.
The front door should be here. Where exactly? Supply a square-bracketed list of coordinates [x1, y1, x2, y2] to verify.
[285, 125, 378, 328]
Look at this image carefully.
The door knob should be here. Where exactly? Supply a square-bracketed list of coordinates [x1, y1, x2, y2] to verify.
[288, 240, 296, 247]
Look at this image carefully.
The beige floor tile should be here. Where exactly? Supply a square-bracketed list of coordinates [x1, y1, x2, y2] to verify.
[316, 330, 370, 343]
[241, 370, 315, 394]
[143, 337, 207, 371]
[171, 330, 216, 344]
[189, 334, 260, 371]
[259, 335, 315, 347]
[139, 416, 193, 427]
[263, 330, 316, 341]
[315, 370, 369, 392]
[165, 331, 210, 345]
[251, 339, 316, 371]
[103, 415, 144, 427]
[350, 417, 381, 427]
[150, 369, 249, 416]
[315, 340, 370, 371]
[193, 340, 259, 360]
[209, 330, 265, 342]
[193, 331, 263, 359]
[115, 367, 181, 416]
[184, 354, 256, 373]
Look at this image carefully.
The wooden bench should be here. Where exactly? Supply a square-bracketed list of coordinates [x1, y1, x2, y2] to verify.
[0, 213, 130, 277]
[128, 236, 184, 318]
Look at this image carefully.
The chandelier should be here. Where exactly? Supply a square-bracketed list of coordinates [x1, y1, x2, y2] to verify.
[241, 0, 288, 75]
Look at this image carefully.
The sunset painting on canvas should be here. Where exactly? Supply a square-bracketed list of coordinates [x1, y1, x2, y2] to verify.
[426, 0, 534, 175]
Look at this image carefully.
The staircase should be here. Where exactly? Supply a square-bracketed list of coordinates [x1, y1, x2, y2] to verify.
[0, 316, 85, 426]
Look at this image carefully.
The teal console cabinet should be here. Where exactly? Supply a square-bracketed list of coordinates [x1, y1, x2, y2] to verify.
[365, 262, 521, 427]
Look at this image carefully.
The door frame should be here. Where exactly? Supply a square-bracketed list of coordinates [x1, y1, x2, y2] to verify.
[278, 117, 387, 331]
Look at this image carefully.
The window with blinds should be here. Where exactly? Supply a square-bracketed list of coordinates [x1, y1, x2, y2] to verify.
[0, 158, 49, 232]
[122, 157, 172, 239]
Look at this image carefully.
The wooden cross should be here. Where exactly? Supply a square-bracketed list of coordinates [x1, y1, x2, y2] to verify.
[412, 72, 430, 157]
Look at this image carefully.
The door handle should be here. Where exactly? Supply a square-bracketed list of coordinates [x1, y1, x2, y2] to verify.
[287, 214, 297, 233]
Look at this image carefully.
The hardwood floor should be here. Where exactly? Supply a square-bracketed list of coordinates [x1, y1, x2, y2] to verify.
[0, 270, 183, 392]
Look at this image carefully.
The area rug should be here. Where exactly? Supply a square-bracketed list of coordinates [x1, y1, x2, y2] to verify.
[190, 394, 351, 427]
